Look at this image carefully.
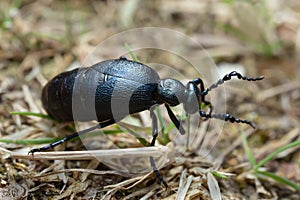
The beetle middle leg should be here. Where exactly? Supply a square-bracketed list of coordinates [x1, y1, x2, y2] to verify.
[28, 119, 116, 155]
[149, 107, 168, 188]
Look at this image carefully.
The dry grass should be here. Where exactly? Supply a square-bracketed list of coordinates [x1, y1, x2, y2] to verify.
[0, 0, 299, 199]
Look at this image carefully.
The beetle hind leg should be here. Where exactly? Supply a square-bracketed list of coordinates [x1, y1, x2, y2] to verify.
[28, 119, 116, 155]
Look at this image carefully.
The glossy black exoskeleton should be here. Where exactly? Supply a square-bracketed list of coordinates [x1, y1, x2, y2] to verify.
[29, 56, 264, 188]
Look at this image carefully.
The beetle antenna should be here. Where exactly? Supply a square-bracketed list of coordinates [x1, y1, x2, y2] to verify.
[199, 111, 255, 128]
[201, 71, 264, 96]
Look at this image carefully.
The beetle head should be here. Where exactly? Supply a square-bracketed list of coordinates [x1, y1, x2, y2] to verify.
[183, 81, 201, 114]
[157, 78, 202, 114]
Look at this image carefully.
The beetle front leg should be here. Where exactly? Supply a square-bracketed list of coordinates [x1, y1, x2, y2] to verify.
[165, 105, 185, 135]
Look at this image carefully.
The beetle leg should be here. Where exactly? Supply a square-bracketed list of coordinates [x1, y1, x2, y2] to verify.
[150, 156, 168, 188]
[28, 119, 116, 155]
[199, 111, 255, 129]
[201, 71, 264, 96]
[149, 107, 168, 188]
[165, 104, 185, 135]
[149, 107, 158, 146]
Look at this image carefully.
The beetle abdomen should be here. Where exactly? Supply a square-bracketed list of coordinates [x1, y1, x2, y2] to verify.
[42, 68, 79, 122]
[42, 58, 161, 122]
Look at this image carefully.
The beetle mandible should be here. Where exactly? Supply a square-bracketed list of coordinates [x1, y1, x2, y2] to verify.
[29, 56, 264, 188]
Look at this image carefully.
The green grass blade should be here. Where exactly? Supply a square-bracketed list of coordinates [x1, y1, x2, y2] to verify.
[124, 43, 139, 62]
[257, 170, 300, 192]
[186, 114, 191, 150]
[10, 111, 56, 121]
[78, 129, 125, 140]
[165, 122, 176, 134]
[212, 171, 228, 179]
[0, 130, 125, 145]
[255, 140, 300, 170]
[123, 127, 150, 146]
[0, 138, 58, 145]
[241, 131, 256, 166]
[156, 107, 165, 136]
[156, 107, 170, 145]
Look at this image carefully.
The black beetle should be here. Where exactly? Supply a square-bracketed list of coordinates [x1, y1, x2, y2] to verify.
[29, 56, 263, 187]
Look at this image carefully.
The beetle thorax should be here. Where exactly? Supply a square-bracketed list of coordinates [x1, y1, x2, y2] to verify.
[157, 79, 188, 106]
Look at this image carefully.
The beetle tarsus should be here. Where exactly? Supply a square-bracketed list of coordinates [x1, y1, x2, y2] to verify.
[28, 148, 40, 156]
[150, 156, 168, 188]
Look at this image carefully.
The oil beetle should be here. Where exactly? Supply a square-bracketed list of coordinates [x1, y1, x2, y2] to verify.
[29, 56, 264, 188]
